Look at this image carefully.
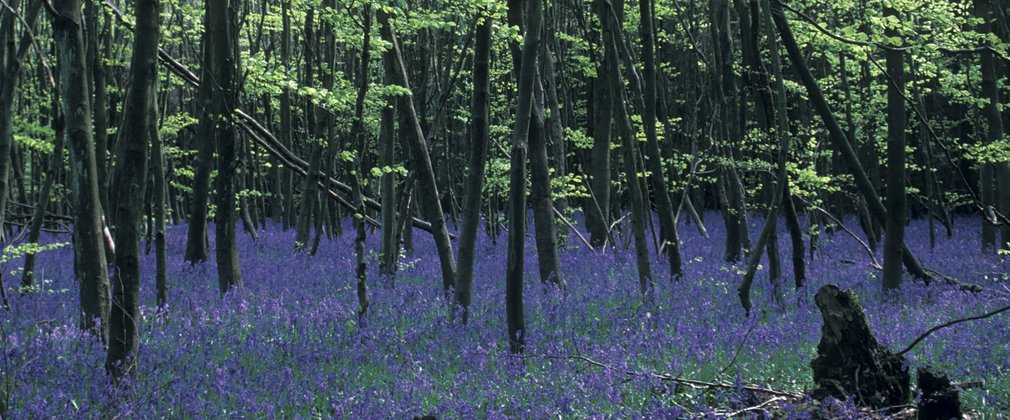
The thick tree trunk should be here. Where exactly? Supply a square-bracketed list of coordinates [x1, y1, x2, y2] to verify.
[107, 0, 159, 380]
[976, 0, 1008, 251]
[52, 0, 111, 340]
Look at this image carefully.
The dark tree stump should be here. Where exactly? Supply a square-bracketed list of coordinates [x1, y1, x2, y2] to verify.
[811, 285, 911, 408]
[917, 367, 962, 420]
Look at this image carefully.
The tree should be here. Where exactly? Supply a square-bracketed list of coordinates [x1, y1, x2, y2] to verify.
[207, 0, 243, 293]
[506, 0, 543, 353]
[107, 0, 160, 380]
[882, 5, 906, 292]
[379, 7, 457, 295]
[50, 0, 111, 339]
[598, 0, 654, 296]
[454, 6, 494, 322]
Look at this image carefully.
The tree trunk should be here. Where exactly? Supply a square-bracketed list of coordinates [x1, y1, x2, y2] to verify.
[882, 6, 906, 292]
[504, 0, 543, 354]
[975, 0, 1007, 251]
[52, 0, 112, 340]
[208, 0, 242, 293]
[107, 0, 159, 380]
[599, 0, 654, 296]
[380, 10, 457, 294]
[454, 9, 493, 322]
[151, 99, 168, 307]
[771, 1, 931, 281]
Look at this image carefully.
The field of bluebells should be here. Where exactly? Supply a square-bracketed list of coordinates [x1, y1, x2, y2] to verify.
[2, 214, 1009, 418]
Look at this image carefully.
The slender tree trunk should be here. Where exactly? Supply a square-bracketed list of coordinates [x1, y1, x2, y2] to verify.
[295, 9, 320, 251]
[633, 0, 684, 278]
[587, 64, 612, 246]
[882, 5, 906, 292]
[52, 0, 111, 340]
[280, 0, 294, 230]
[599, 0, 654, 296]
[349, 4, 371, 319]
[86, 0, 109, 217]
[107, 0, 159, 380]
[454, 9, 493, 322]
[22, 83, 63, 290]
[151, 100, 167, 307]
[209, 0, 242, 293]
[504, 0, 543, 354]
[378, 37, 399, 276]
[530, 76, 563, 286]
[0, 0, 43, 247]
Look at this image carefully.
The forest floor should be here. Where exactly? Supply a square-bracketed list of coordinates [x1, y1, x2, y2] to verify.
[2, 214, 1009, 417]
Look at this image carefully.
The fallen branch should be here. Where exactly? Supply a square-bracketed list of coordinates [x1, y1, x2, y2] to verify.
[896, 303, 1010, 356]
[724, 396, 787, 417]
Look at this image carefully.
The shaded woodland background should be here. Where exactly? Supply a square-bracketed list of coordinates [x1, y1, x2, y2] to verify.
[1, 0, 1010, 416]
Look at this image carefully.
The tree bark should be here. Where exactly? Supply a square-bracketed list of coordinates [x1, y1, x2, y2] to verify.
[882, 6, 906, 292]
[379, 10, 457, 294]
[208, 0, 242, 293]
[107, 0, 159, 380]
[52, 0, 112, 340]
[454, 8, 493, 322]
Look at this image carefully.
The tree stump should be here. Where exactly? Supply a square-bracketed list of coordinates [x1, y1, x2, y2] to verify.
[917, 367, 962, 420]
[811, 285, 910, 408]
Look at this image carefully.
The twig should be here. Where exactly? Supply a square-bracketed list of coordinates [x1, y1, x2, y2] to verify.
[795, 195, 881, 270]
[718, 321, 758, 375]
[553, 207, 594, 251]
[897, 303, 1010, 356]
[726, 396, 787, 417]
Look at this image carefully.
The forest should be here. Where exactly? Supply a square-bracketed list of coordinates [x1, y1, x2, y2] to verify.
[0, 0, 1009, 417]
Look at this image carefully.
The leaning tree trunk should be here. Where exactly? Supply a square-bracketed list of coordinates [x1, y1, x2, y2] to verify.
[771, 1, 931, 281]
[52, 0, 111, 341]
[380, 10, 457, 294]
[599, 0, 654, 296]
[106, 0, 159, 380]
